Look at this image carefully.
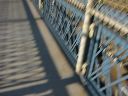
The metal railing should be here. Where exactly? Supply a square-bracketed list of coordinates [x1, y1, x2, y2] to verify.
[41, 0, 85, 64]
[33, 0, 128, 96]
[84, 1, 128, 96]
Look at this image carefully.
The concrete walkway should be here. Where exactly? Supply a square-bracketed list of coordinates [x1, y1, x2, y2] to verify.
[0, 0, 89, 96]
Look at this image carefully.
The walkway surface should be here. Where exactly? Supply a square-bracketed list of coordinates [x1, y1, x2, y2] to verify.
[0, 0, 89, 96]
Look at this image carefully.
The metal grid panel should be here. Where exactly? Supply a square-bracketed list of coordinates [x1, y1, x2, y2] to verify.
[86, 3, 128, 96]
[87, 23, 128, 96]
[33, 0, 128, 95]
[40, 0, 85, 64]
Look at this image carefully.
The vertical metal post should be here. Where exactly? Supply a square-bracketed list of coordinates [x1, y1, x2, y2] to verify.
[39, 0, 42, 9]
[76, 0, 94, 74]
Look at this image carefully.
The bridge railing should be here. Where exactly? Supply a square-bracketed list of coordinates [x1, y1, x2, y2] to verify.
[35, 0, 86, 64]
[32, 0, 128, 96]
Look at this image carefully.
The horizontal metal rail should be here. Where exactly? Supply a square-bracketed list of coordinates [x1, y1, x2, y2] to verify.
[101, 0, 128, 13]
[89, 8, 128, 36]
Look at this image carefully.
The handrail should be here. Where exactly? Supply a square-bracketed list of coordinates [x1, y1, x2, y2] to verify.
[101, 0, 128, 13]
[89, 8, 128, 36]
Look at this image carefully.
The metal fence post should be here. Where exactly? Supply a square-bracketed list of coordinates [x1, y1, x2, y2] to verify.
[76, 0, 94, 74]
[39, 0, 42, 9]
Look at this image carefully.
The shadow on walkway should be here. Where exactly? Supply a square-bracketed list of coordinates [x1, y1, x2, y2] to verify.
[0, 0, 87, 96]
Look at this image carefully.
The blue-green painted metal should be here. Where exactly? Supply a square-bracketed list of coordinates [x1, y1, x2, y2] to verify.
[33, 0, 128, 96]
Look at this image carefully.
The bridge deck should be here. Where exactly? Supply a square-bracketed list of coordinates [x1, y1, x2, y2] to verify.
[0, 0, 89, 96]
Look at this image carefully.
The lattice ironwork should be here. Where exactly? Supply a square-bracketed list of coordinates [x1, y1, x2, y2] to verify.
[87, 22, 128, 96]
[33, 0, 128, 96]
[86, 1, 128, 96]
[40, 0, 85, 64]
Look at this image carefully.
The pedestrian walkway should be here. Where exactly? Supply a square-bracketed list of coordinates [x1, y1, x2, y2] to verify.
[0, 0, 89, 96]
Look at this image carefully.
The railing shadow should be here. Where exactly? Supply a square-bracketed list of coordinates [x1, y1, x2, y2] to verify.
[0, 0, 86, 96]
